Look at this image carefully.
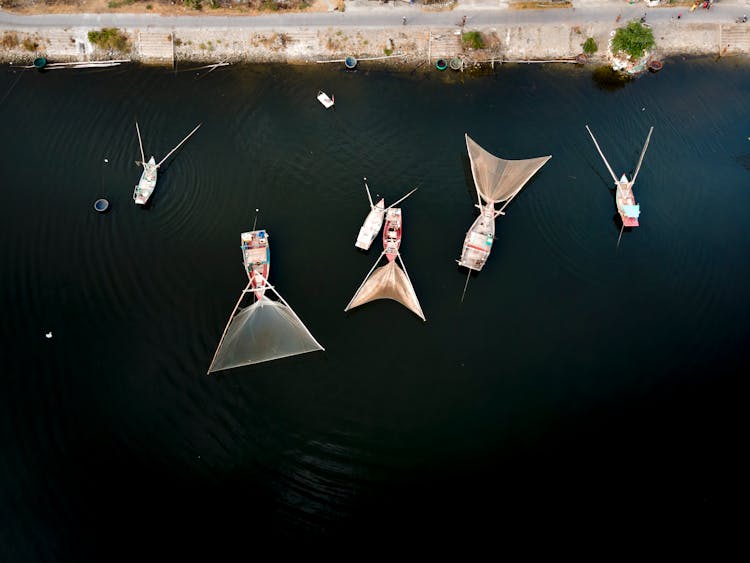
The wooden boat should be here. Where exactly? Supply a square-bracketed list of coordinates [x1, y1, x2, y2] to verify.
[132, 121, 201, 205]
[354, 178, 417, 251]
[585, 125, 653, 242]
[241, 229, 270, 301]
[207, 223, 324, 374]
[134, 156, 157, 205]
[346, 206, 425, 320]
[458, 134, 551, 273]
[356, 197, 385, 250]
[317, 91, 335, 109]
[383, 208, 402, 262]
[458, 203, 495, 271]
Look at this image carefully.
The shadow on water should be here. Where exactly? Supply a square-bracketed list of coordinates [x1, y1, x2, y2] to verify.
[592, 65, 633, 91]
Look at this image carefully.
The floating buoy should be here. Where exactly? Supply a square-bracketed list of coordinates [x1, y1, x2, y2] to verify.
[345, 56, 357, 69]
[436, 59, 448, 71]
[45, 332, 53, 339]
[94, 198, 110, 213]
[449, 57, 463, 71]
[33, 57, 47, 70]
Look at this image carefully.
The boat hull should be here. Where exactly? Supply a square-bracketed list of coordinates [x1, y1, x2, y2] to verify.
[458, 205, 495, 271]
[616, 179, 640, 227]
[383, 208, 402, 262]
[241, 230, 270, 301]
[355, 199, 385, 250]
[134, 157, 157, 205]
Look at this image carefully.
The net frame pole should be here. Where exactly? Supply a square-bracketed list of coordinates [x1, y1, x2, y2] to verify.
[135, 121, 145, 164]
[585, 125, 619, 184]
[345, 252, 384, 311]
[396, 253, 426, 321]
[630, 126, 653, 186]
[157, 123, 202, 168]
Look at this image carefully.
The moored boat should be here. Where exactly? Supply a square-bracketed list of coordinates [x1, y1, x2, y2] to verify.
[383, 208, 402, 262]
[458, 204, 495, 271]
[241, 230, 270, 300]
[356, 198, 385, 250]
[133, 156, 157, 205]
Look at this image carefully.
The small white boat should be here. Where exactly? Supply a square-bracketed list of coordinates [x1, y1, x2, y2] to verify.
[134, 156, 157, 205]
[317, 91, 335, 109]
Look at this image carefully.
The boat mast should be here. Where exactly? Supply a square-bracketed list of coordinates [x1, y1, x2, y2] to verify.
[585, 125, 619, 184]
[156, 123, 202, 168]
[385, 187, 419, 210]
[135, 121, 146, 164]
[363, 177, 374, 209]
[630, 126, 654, 187]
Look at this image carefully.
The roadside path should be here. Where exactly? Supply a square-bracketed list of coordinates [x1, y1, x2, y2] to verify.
[1, 1, 749, 29]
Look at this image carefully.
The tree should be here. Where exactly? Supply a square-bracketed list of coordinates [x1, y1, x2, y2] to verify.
[611, 21, 655, 60]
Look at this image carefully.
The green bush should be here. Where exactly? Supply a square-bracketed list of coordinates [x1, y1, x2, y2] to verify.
[87, 28, 130, 52]
[583, 37, 597, 55]
[184, 0, 203, 10]
[461, 31, 485, 50]
[611, 21, 654, 59]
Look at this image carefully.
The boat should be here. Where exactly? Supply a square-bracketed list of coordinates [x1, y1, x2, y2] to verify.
[241, 229, 270, 301]
[317, 91, 335, 109]
[132, 121, 201, 205]
[207, 224, 324, 374]
[383, 208, 402, 262]
[458, 133, 551, 272]
[354, 178, 417, 251]
[585, 125, 653, 243]
[134, 156, 158, 205]
[346, 207, 425, 320]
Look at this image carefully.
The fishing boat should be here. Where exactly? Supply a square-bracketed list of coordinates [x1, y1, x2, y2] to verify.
[208, 223, 324, 374]
[133, 121, 202, 205]
[346, 206, 425, 321]
[585, 125, 653, 243]
[383, 208, 402, 261]
[354, 178, 417, 251]
[317, 91, 335, 109]
[134, 157, 158, 205]
[458, 133, 551, 273]
[241, 230, 270, 301]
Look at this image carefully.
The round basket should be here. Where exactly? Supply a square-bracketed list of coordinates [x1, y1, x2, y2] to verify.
[345, 56, 357, 69]
[435, 59, 448, 71]
[449, 58, 463, 71]
[647, 59, 663, 72]
[33, 57, 47, 70]
[94, 198, 110, 213]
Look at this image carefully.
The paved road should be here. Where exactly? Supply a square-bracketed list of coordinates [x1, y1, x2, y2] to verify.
[0, 1, 747, 29]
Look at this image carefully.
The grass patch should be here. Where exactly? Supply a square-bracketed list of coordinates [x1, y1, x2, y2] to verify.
[461, 31, 485, 50]
[184, 0, 203, 10]
[2, 32, 19, 49]
[107, 0, 136, 8]
[583, 37, 597, 55]
[22, 37, 38, 52]
[510, 1, 572, 9]
[612, 21, 655, 59]
[88, 28, 130, 52]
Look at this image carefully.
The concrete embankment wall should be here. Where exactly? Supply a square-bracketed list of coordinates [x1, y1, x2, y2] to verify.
[1, 21, 748, 65]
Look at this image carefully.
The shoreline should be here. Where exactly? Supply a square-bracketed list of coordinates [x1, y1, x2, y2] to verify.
[1, 2, 749, 67]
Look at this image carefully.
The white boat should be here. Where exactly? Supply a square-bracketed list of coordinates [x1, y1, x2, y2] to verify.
[132, 121, 201, 205]
[354, 178, 418, 251]
[134, 157, 157, 205]
[317, 91, 335, 109]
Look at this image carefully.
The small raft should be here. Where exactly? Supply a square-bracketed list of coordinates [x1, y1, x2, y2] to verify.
[317, 91, 335, 109]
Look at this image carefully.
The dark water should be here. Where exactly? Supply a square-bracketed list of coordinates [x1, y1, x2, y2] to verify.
[1, 59, 748, 555]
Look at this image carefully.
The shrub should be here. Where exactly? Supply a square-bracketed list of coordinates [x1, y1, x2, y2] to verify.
[88, 28, 130, 52]
[461, 31, 485, 50]
[22, 38, 39, 52]
[384, 47, 392, 56]
[184, 0, 203, 10]
[2, 32, 20, 49]
[583, 37, 597, 55]
[611, 21, 654, 59]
